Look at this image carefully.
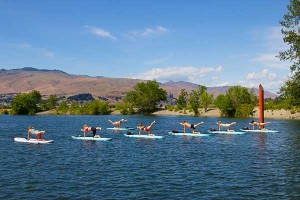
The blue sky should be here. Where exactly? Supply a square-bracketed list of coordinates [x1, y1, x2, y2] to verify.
[0, 0, 291, 93]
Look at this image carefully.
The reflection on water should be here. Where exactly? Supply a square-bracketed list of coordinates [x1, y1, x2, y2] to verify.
[0, 115, 299, 199]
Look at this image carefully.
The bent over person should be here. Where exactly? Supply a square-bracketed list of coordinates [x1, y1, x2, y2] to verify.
[83, 125, 101, 138]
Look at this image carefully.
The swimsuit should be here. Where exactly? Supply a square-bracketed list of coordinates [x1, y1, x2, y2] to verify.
[144, 127, 150, 131]
[30, 130, 40, 134]
[191, 124, 195, 129]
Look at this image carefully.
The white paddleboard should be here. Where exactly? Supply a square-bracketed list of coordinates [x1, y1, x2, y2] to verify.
[240, 129, 279, 133]
[207, 130, 245, 135]
[168, 132, 210, 137]
[72, 136, 112, 141]
[123, 134, 164, 139]
[14, 137, 54, 144]
[106, 127, 135, 131]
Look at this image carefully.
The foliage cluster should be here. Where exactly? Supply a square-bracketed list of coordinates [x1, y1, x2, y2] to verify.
[176, 85, 214, 115]
[57, 100, 111, 115]
[115, 80, 167, 114]
[11, 90, 42, 115]
[278, 0, 300, 107]
[214, 86, 257, 117]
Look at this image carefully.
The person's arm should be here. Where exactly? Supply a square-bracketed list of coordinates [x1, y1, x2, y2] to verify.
[83, 128, 86, 137]
[27, 130, 30, 140]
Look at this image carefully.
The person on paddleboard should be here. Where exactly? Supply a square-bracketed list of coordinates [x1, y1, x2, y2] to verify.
[27, 126, 45, 140]
[83, 125, 101, 138]
[138, 121, 156, 136]
[108, 119, 127, 128]
[250, 121, 271, 130]
[180, 121, 204, 134]
[217, 121, 236, 132]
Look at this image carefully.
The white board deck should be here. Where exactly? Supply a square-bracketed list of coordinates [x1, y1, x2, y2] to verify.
[206, 130, 245, 135]
[168, 132, 210, 137]
[106, 127, 135, 131]
[72, 136, 112, 141]
[240, 129, 279, 133]
[123, 134, 164, 139]
[14, 137, 54, 144]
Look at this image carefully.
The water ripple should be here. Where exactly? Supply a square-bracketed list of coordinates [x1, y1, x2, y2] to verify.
[0, 115, 300, 199]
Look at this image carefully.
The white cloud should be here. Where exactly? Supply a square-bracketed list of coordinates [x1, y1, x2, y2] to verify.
[141, 26, 169, 36]
[247, 69, 277, 81]
[216, 82, 230, 87]
[85, 25, 116, 41]
[132, 66, 223, 83]
[240, 69, 287, 93]
[125, 26, 170, 40]
[17, 42, 54, 58]
[252, 53, 290, 69]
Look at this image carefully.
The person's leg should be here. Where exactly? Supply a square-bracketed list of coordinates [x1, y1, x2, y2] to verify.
[92, 128, 96, 137]
[194, 122, 204, 128]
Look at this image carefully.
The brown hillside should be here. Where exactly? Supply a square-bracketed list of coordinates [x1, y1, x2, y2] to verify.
[0, 68, 277, 101]
[0, 68, 141, 101]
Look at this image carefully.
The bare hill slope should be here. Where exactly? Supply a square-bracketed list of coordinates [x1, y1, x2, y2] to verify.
[0, 68, 277, 101]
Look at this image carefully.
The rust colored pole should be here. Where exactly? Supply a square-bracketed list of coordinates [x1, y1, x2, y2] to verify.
[259, 84, 264, 128]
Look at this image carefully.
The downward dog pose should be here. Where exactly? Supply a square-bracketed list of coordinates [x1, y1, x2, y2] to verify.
[217, 121, 236, 132]
[250, 121, 271, 130]
[83, 125, 101, 138]
[108, 119, 127, 128]
[28, 126, 46, 140]
[180, 121, 204, 134]
[138, 121, 156, 136]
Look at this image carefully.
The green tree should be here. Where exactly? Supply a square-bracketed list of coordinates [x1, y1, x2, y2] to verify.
[214, 94, 234, 116]
[188, 90, 200, 115]
[214, 86, 257, 117]
[177, 89, 188, 110]
[115, 100, 135, 115]
[11, 90, 42, 115]
[57, 100, 68, 114]
[198, 85, 207, 96]
[48, 95, 57, 110]
[69, 101, 79, 115]
[278, 0, 300, 106]
[197, 85, 214, 112]
[124, 80, 167, 113]
[200, 91, 214, 112]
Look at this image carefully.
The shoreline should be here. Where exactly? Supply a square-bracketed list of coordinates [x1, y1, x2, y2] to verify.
[153, 108, 300, 120]
[5, 108, 300, 120]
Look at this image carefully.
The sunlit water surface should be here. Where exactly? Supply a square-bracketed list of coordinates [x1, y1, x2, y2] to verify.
[0, 115, 299, 199]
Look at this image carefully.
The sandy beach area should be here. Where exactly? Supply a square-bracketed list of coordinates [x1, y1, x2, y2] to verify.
[33, 107, 300, 119]
[153, 108, 300, 120]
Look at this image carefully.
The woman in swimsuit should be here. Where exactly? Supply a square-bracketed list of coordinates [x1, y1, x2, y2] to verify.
[108, 119, 127, 128]
[250, 121, 271, 130]
[216, 121, 236, 132]
[83, 125, 101, 138]
[180, 121, 204, 134]
[27, 126, 45, 140]
[138, 121, 156, 136]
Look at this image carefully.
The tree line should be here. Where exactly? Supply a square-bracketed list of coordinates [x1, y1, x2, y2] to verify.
[7, 80, 262, 118]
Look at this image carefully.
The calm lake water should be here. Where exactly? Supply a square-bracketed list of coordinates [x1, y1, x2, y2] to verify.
[0, 115, 300, 199]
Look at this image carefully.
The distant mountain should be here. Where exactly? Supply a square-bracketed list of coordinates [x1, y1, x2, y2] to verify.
[0, 68, 277, 102]
[161, 81, 277, 99]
